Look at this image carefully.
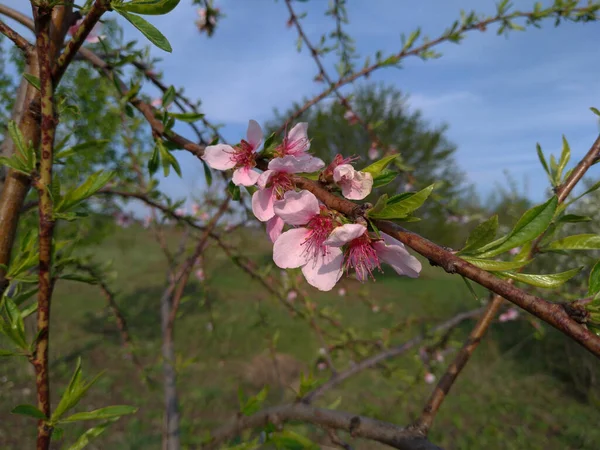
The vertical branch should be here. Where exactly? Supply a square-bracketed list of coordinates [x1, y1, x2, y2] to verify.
[32, 5, 57, 448]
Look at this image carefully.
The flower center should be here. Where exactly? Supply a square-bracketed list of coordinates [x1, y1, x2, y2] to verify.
[277, 135, 309, 157]
[230, 140, 256, 168]
[344, 233, 382, 282]
[270, 172, 295, 199]
[302, 212, 335, 260]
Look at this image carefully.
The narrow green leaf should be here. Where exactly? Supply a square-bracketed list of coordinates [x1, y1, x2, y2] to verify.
[458, 215, 498, 255]
[11, 404, 47, 420]
[23, 74, 41, 91]
[148, 145, 160, 175]
[116, 0, 181, 16]
[558, 214, 592, 223]
[545, 234, 600, 251]
[588, 261, 600, 297]
[167, 112, 204, 122]
[115, 10, 172, 52]
[369, 184, 434, 219]
[369, 194, 388, 216]
[556, 135, 571, 182]
[500, 267, 582, 288]
[60, 405, 138, 423]
[201, 160, 213, 187]
[63, 418, 119, 450]
[477, 196, 557, 258]
[162, 86, 176, 109]
[8, 121, 27, 155]
[57, 171, 115, 213]
[462, 257, 532, 272]
[227, 181, 241, 201]
[372, 170, 398, 188]
[591, 107, 600, 117]
[361, 154, 399, 176]
[536, 143, 550, 176]
[0, 349, 17, 357]
[55, 139, 110, 160]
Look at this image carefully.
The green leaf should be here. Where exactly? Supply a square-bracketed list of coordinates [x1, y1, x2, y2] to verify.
[386, 192, 414, 205]
[269, 430, 319, 450]
[556, 135, 571, 182]
[60, 405, 138, 423]
[458, 215, 498, 255]
[115, 0, 181, 16]
[1, 298, 28, 350]
[148, 144, 160, 175]
[368, 184, 434, 219]
[588, 261, 600, 297]
[591, 107, 600, 117]
[361, 154, 399, 176]
[372, 170, 398, 188]
[477, 196, 557, 258]
[55, 139, 110, 160]
[545, 234, 600, 251]
[240, 386, 268, 416]
[11, 404, 47, 420]
[23, 73, 41, 91]
[462, 257, 532, 272]
[63, 418, 119, 450]
[57, 171, 115, 213]
[536, 143, 550, 176]
[162, 86, 176, 109]
[369, 194, 388, 216]
[0, 349, 18, 357]
[500, 267, 582, 288]
[167, 112, 204, 122]
[158, 142, 181, 177]
[115, 10, 172, 52]
[558, 214, 592, 223]
[201, 160, 212, 187]
[227, 181, 241, 201]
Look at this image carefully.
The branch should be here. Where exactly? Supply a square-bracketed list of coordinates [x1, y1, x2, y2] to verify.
[414, 134, 600, 433]
[204, 403, 442, 450]
[0, 18, 33, 54]
[301, 307, 484, 404]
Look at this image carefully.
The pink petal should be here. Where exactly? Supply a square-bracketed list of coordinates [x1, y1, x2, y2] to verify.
[301, 247, 344, 291]
[268, 155, 324, 174]
[287, 122, 310, 153]
[341, 171, 373, 200]
[273, 190, 320, 226]
[373, 233, 421, 278]
[266, 216, 284, 243]
[232, 166, 260, 186]
[257, 170, 275, 189]
[324, 224, 367, 247]
[252, 187, 275, 222]
[202, 144, 236, 170]
[273, 228, 311, 268]
[333, 164, 355, 183]
[246, 119, 263, 150]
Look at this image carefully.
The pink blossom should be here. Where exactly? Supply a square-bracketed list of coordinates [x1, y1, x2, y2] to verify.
[68, 19, 104, 43]
[175, 208, 186, 217]
[275, 123, 311, 158]
[344, 109, 359, 125]
[200, 212, 210, 221]
[371, 305, 380, 313]
[195, 268, 205, 282]
[272, 190, 343, 291]
[202, 120, 263, 186]
[114, 212, 133, 228]
[252, 155, 324, 222]
[191, 203, 201, 216]
[509, 247, 522, 256]
[368, 145, 380, 161]
[317, 362, 327, 371]
[151, 98, 163, 108]
[287, 290, 298, 302]
[435, 352, 444, 363]
[333, 164, 373, 200]
[143, 215, 152, 229]
[404, 183, 413, 191]
[337, 287, 346, 297]
[266, 216, 284, 243]
[324, 223, 422, 282]
[424, 372, 436, 384]
[499, 308, 519, 322]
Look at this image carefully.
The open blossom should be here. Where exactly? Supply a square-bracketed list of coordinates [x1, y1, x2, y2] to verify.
[272, 190, 343, 291]
[333, 164, 373, 200]
[368, 145, 380, 160]
[68, 19, 104, 43]
[499, 308, 519, 322]
[252, 155, 324, 222]
[324, 223, 421, 282]
[424, 372, 436, 384]
[202, 120, 263, 186]
[275, 123, 312, 157]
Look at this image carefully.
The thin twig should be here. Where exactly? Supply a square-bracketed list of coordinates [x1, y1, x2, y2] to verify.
[0, 18, 33, 54]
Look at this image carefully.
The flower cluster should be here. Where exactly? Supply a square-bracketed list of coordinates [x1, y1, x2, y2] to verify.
[202, 120, 422, 291]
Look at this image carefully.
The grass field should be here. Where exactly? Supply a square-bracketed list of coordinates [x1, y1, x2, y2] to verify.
[1, 225, 599, 449]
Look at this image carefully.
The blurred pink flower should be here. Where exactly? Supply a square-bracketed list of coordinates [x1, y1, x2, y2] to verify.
[343, 109, 359, 125]
[367, 145, 380, 160]
[337, 287, 346, 297]
[317, 362, 327, 371]
[143, 215, 152, 229]
[287, 290, 298, 302]
[195, 268, 205, 282]
[499, 308, 519, 322]
[509, 247, 522, 256]
[424, 372, 436, 384]
[371, 305, 380, 313]
[151, 98, 163, 108]
[200, 212, 210, 221]
[68, 19, 104, 43]
[114, 212, 132, 228]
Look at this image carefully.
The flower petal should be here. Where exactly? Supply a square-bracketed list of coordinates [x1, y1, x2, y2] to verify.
[324, 224, 367, 247]
[333, 164, 355, 183]
[273, 190, 320, 226]
[373, 233, 422, 278]
[246, 119, 263, 150]
[202, 144, 236, 170]
[287, 122, 310, 153]
[266, 215, 284, 243]
[252, 187, 275, 222]
[273, 228, 310, 268]
[232, 167, 260, 186]
[268, 154, 324, 174]
[301, 247, 344, 291]
[257, 170, 275, 189]
[340, 170, 373, 200]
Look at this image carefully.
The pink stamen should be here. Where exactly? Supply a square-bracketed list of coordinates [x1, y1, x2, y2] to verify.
[270, 172, 295, 199]
[229, 140, 256, 168]
[301, 212, 335, 260]
[344, 234, 382, 282]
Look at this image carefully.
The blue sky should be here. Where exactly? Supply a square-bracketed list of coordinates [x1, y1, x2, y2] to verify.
[2, 0, 600, 207]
